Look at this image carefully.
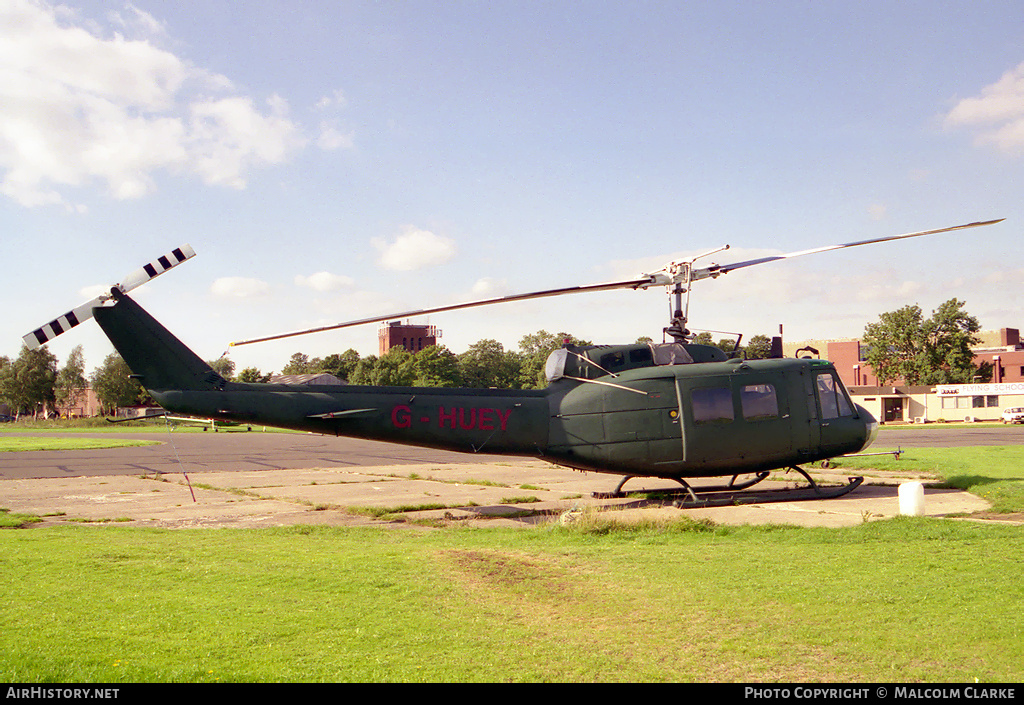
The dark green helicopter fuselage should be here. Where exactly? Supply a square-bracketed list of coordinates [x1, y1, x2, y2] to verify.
[95, 291, 877, 480]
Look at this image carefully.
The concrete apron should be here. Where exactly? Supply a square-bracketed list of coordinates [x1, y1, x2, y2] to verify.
[0, 460, 999, 530]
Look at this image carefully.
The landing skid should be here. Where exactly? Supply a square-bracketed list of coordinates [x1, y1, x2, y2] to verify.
[592, 467, 864, 508]
[671, 467, 863, 509]
[592, 470, 770, 500]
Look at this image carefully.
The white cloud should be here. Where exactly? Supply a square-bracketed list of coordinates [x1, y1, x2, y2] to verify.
[316, 123, 355, 151]
[294, 271, 355, 292]
[945, 62, 1024, 155]
[210, 276, 271, 298]
[0, 0, 306, 207]
[107, 3, 167, 39]
[188, 95, 305, 188]
[471, 277, 510, 297]
[315, 89, 347, 111]
[372, 226, 457, 271]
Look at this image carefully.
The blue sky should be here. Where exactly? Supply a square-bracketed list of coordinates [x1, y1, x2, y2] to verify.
[3, 0, 1023, 375]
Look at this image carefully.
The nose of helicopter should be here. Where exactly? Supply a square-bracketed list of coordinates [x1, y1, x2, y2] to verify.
[857, 405, 879, 452]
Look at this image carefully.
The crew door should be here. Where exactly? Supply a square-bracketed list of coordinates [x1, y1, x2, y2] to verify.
[680, 373, 792, 472]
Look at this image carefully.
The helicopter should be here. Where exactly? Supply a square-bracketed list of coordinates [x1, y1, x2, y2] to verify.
[24, 219, 1002, 507]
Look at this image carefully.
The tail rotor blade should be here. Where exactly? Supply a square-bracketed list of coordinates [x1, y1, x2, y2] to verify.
[117, 244, 196, 294]
[23, 296, 104, 349]
[22, 244, 196, 349]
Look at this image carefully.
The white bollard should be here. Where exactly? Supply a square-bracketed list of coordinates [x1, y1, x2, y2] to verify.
[898, 481, 926, 516]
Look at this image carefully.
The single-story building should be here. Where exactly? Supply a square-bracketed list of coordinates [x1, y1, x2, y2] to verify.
[847, 382, 1024, 423]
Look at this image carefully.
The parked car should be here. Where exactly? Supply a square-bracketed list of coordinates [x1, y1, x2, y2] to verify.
[1001, 407, 1024, 424]
[0, 415, 14, 423]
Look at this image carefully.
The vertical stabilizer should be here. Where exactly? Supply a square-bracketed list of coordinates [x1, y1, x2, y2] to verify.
[93, 291, 225, 392]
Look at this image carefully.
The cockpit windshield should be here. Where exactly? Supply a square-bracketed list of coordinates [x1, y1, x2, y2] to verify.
[650, 343, 694, 365]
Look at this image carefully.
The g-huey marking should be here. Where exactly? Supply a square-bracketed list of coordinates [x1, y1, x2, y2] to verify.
[391, 405, 514, 431]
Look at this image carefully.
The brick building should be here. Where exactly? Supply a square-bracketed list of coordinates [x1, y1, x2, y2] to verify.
[378, 321, 441, 355]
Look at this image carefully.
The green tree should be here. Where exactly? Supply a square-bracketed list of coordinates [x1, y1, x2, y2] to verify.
[207, 357, 236, 380]
[0, 345, 58, 418]
[863, 304, 927, 384]
[744, 334, 774, 360]
[920, 299, 986, 384]
[55, 345, 88, 417]
[413, 345, 462, 387]
[0, 356, 9, 407]
[91, 353, 146, 414]
[321, 350, 361, 381]
[348, 355, 378, 385]
[371, 346, 416, 386]
[281, 352, 321, 375]
[863, 299, 985, 385]
[459, 339, 521, 389]
[237, 367, 272, 383]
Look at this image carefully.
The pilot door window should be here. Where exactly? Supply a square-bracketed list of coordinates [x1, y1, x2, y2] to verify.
[816, 373, 854, 419]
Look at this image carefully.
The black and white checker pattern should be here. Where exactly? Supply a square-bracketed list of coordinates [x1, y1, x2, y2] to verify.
[23, 244, 196, 349]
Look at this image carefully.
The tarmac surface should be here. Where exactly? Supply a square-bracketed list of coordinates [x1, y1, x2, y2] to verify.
[0, 426, 1018, 530]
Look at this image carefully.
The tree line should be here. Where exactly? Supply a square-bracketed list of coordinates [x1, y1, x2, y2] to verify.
[0, 345, 152, 419]
[0, 300, 989, 418]
[222, 330, 598, 391]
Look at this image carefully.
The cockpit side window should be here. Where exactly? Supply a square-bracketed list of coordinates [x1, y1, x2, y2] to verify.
[816, 373, 854, 419]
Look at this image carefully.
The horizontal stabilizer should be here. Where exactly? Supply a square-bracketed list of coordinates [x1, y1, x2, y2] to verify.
[23, 244, 195, 349]
[307, 409, 377, 419]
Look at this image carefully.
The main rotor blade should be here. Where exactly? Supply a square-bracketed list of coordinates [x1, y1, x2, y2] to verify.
[229, 276, 654, 347]
[690, 219, 1003, 281]
[229, 218, 1003, 348]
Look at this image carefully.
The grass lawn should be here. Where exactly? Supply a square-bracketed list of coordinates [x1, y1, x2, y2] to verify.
[0, 519, 1021, 683]
[0, 418, 292, 434]
[0, 436, 159, 452]
[1, 437, 1021, 682]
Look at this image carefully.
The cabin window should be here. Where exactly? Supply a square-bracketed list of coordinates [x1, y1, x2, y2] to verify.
[816, 373, 854, 419]
[691, 386, 734, 424]
[629, 347, 653, 365]
[741, 384, 779, 421]
[600, 351, 626, 369]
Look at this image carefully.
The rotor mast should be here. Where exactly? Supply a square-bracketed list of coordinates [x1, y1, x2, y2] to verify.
[659, 245, 730, 343]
